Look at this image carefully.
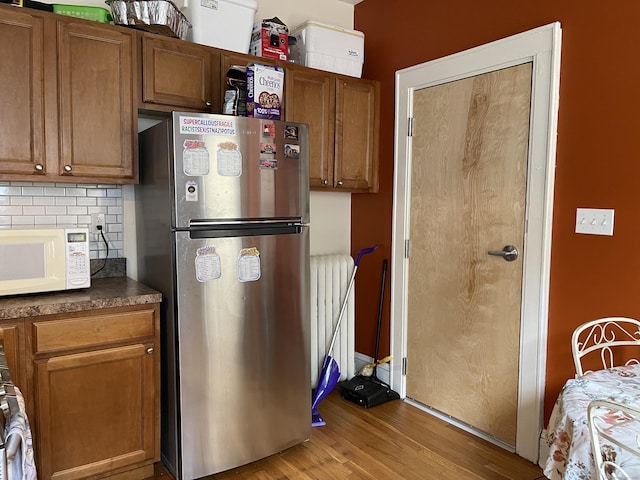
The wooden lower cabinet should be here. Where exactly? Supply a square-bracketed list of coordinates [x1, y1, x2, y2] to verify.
[30, 304, 160, 480]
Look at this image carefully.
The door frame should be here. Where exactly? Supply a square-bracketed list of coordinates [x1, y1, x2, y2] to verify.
[390, 23, 562, 462]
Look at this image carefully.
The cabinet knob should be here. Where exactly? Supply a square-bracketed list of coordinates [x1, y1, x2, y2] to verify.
[337, 181, 344, 187]
[205, 101, 212, 107]
[34, 163, 44, 172]
[146, 347, 154, 355]
[323, 179, 329, 185]
[63, 165, 72, 173]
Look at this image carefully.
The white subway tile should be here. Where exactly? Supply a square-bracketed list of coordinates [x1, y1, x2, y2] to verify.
[109, 224, 123, 233]
[10, 182, 34, 187]
[12, 216, 35, 225]
[10, 197, 33, 206]
[77, 215, 91, 225]
[87, 189, 107, 198]
[76, 197, 97, 206]
[23, 206, 46, 216]
[21, 186, 44, 196]
[107, 188, 122, 198]
[0, 186, 22, 196]
[55, 197, 76, 206]
[108, 206, 123, 215]
[65, 187, 87, 197]
[0, 216, 10, 225]
[97, 198, 116, 206]
[44, 187, 67, 196]
[32, 197, 56, 206]
[56, 215, 78, 225]
[87, 206, 108, 215]
[0, 197, 8, 206]
[35, 216, 57, 225]
[45, 206, 67, 215]
[0, 206, 23, 215]
[67, 206, 88, 215]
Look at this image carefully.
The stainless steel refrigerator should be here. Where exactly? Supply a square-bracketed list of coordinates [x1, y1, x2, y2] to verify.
[135, 112, 311, 479]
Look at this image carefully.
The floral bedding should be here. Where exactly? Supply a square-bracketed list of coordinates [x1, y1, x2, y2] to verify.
[541, 364, 640, 479]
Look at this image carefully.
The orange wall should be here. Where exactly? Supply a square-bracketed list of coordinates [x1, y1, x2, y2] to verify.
[351, 0, 640, 422]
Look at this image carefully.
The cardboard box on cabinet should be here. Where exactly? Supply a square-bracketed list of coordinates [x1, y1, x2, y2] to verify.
[250, 17, 289, 61]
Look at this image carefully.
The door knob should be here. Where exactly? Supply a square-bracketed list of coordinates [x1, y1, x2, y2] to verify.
[488, 245, 519, 262]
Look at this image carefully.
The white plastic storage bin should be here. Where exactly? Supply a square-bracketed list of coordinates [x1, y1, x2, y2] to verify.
[182, 0, 257, 53]
[289, 20, 364, 78]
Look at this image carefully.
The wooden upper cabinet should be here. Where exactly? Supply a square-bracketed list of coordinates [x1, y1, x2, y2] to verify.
[285, 68, 335, 189]
[335, 77, 380, 193]
[57, 19, 137, 181]
[0, 8, 48, 176]
[0, 5, 138, 183]
[285, 65, 380, 193]
[141, 34, 218, 112]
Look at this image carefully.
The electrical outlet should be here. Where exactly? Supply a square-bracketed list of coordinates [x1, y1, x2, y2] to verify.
[575, 208, 614, 236]
[91, 213, 105, 232]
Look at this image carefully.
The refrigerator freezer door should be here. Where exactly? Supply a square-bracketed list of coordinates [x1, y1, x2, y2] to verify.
[172, 113, 309, 228]
[174, 228, 310, 478]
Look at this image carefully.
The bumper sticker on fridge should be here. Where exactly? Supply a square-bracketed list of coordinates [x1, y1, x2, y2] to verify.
[195, 246, 221, 282]
[238, 247, 261, 282]
[183, 140, 210, 176]
[217, 142, 242, 176]
[179, 115, 236, 136]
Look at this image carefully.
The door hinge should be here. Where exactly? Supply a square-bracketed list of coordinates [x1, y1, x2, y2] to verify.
[408, 117, 414, 137]
[404, 239, 410, 258]
[402, 357, 407, 376]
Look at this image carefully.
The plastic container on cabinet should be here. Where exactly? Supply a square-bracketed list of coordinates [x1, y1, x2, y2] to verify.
[289, 20, 364, 78]
[182, 0, 258, 53]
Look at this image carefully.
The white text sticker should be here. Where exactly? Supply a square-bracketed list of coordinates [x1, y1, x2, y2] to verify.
[195, 246, 221, 282]
[238, 247, 261, 282]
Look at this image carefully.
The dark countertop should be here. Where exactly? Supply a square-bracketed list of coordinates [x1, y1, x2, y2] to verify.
[0, 277, 162, 320]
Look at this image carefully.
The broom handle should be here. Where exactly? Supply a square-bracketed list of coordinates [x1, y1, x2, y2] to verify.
[326, 245, 379, 357]
[373, 259, 388, 378]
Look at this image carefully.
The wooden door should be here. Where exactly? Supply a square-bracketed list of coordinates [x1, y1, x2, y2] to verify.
[142, 34, 216, 111]
[0, 8, 48, 176]
[334, 77, 380, 192]
[57, 20, 137, 181]
[35, 343, 157, 480]
[406, 64, 532, 445]
[285, 68, 335, 189]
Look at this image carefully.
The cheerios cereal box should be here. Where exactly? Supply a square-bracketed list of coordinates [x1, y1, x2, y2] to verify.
[246, 63, 284, 120]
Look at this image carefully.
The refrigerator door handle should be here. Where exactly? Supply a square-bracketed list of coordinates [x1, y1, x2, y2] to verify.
[188, 223, 303, 239]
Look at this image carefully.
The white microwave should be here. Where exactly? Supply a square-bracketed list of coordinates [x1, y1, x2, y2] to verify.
[0, 227, 91, 297]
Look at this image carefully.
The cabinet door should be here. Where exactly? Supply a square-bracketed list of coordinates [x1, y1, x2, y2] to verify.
[0, 322, 25, 395]
[142, 34, 217, 111]
[334, 77, 380, 193]
[57, 20, 137, 181]
[35, 343, 157, 480]
[285, 68, 335, 189]
[0, 8, 48, 176]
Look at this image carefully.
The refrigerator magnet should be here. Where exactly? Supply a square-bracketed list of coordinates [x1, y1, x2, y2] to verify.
[262, 122, 276, 138]
[284, 144, 300, 159]
[185, 180, 198, 202]
[195, 246, 222, 282]
[284, 125, 298, 140]
[216, 142, 242, 177]
[183, 140, 210, 176]
[237, 247, 261, 282]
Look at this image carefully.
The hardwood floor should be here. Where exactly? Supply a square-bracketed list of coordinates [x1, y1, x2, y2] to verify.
[155, 387, 546, 480]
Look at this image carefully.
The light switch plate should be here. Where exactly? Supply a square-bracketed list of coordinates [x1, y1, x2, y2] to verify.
[575, 208, 614, 236]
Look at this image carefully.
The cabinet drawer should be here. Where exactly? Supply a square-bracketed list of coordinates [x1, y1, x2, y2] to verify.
[33, 306, 157, 354]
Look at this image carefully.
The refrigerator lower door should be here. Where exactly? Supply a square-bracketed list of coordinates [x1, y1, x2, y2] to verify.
[174, 228, 310, 478]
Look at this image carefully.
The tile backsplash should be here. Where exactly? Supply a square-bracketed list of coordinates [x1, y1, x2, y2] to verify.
[0, 182, 124, 259]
